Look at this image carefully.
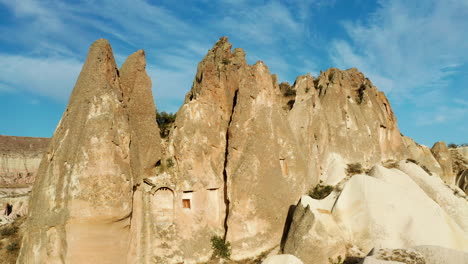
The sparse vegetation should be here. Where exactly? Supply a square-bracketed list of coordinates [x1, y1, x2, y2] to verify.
[329, 256, 344, 264]
[211, 235, 231, 260]
[383, 160, 399, 169]
[222, 58, 231, 65]
[406, 158, 419, 164]
[0, 226, 17, 237]
[156, 110, 176, 138]
[166, 158, 174, 168]
[346, 163, 363, 176]
[356, 84, 366, 104]
[6, 242, 19, 252]
[309, 181, 334, 200]
[305, 87, 310, 93]
[280, 82, 296, 97]
[448, 143, 458, 148]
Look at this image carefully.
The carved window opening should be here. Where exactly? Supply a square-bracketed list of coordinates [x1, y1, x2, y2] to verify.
[182, 191, 193, 210]
[182, 199, 191, 209]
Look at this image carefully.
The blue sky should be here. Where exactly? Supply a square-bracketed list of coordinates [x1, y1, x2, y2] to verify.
[0, 0, 467, 146]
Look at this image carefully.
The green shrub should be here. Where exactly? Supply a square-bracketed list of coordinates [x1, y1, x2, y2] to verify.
[280, 82, 296, 97]
[0, 226, 17, 237]
[156, 111, 176, 138]
[211, 235, 231, 259]
[309, 182, 333, 200]
[6, 242, 19, 252]
[222, 58, 230, 65]
[166, 158, 174, 168]
[346, 163, 363, 176]
[329, 256, 343, 264]
[383, 160, 399, 169]
[357, 84, 366, 104]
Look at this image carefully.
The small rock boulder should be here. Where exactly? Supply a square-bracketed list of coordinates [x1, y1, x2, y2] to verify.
[283, 196, 346, 264]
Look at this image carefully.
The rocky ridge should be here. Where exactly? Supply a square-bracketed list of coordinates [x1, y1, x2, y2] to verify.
[9, 37, 468, 263]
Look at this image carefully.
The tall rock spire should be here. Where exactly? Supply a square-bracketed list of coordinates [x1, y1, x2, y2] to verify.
[18, 39, 134, 264]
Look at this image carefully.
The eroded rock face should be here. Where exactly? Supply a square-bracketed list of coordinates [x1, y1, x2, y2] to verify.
[0, 136, 49, 186]
[224, 62, 308, 259]
[118, 50, 165, 264]
[15, 37, 468, 264]
[402, 137, 442, 177]
[431, 141, 454, 184]
[287, 69, 408, 186]
[18, 39, 134, 264]
[450, 147, 468, 193]
[283, 196, 346, 264]
[333, 172, 467, 252]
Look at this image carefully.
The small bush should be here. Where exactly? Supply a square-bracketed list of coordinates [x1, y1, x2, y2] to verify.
[6, 242, 19, 252]
[309, 182, 333, 200]
[383, 160, 399, 169]
[357, 84, 366, 104]
[156, 111, 176, 138]
[222, 58, 230, 65]
[406, 158, 419, 164]
[211, 235, 231, 259]
[280, 82, 296, 97]
[284, 88, 296, 97]
[346, 163, 363, 176]
[305, 87, 310, 93]
[166, 158, 174, 168]
[0, 226, 17, 237]
[329, 256, 343, 264]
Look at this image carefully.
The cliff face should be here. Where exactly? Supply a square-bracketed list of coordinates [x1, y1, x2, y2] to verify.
[17, 40, 136, 264]
[15, 37, 463, 264]
[0, 136, 49, 186]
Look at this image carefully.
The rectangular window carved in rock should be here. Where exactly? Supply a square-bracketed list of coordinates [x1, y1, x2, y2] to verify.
[182, 199, 191, 209]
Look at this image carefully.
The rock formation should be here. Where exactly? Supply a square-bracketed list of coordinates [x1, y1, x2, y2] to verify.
[431, 141, 454, 184]
[450, 146, 468, 193]
[0, 136, 49, 226]
[0, 135, 49, 186]
[13, 37, 468, 264]
[17, 39, 135, 264]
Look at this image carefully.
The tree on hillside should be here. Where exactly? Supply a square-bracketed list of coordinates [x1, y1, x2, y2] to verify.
[156, 111, 176, 138]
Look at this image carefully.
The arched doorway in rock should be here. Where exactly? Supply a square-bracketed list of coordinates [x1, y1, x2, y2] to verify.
[151, 187, 174, 224]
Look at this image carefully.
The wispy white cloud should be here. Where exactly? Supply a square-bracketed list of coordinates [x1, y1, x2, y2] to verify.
[330, 0, 468, 97]
[219, 1, 303, 44]
[0, 54, 82, 101]
[0, 0, 326, 111]
[415, 106, 468, 126]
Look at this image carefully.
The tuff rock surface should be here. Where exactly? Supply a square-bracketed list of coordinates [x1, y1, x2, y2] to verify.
[0, 135, 49, 186]
[17, 39, 135, 264]
[13, 37, 468, 263]
[431, 141, 454, 184]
